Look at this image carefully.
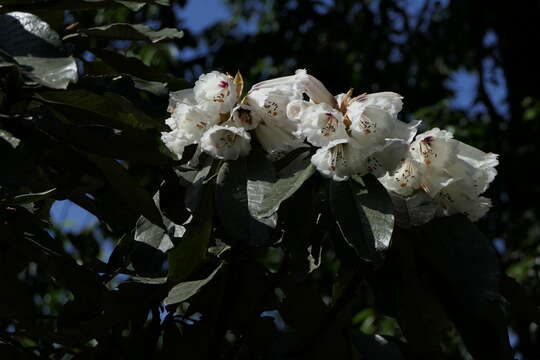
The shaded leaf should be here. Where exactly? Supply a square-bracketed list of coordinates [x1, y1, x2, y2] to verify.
[415, 215, 513, 360]
[250, 148, 315, 218]
[38, 89, 165, 130]
[167, 185, 213, 284]
[75, 23, 183, 43]
[330, 175, 394, 261]
[7, 188, 56, 205]
[164, 263, 224, 305]
[0, 12, 78, 89]
[84, 154, 164, 228]
[215, 154, 275, 247]
[88, 48, 190, 90]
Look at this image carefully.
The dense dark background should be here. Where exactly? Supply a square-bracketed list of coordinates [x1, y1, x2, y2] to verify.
[1, 0, 539, 359]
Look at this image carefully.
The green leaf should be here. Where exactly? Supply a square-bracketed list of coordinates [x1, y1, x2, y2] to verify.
[0, 129, 20, 148]
[167, 185, 213, 284]
[0, 12, 78, 89]
[37, 89, 165, 130]
[75, 23, 183, 43]
[7, 188, 56, 205]
[415, 215, 513, 360]
[249, 149, 315, 218]
[164, 263, 224, 306]
[84, 154, 164, 228]
[35, 115, 172, 164]
[215, 154, 276, 247]
[0, 0, 170, 12]
[88, 48, 189, 90]
[330, 175, 395, 261]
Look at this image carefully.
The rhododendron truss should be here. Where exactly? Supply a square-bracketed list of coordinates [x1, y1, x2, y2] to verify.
[161, 69, 498, 222]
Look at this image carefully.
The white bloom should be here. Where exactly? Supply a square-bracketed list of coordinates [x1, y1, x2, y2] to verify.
[246, 79, 307, 160]
[311, 139, 366, 181]
[381, 128, 498, 221]
[160, 131, 191, 159]
[295, 103, 348, 147]
[194, 71, 238, 114]
[252, 69, 336, 106]
[246, 86, 301, 133]
[161, 103, 219, 159]
[227, 104, 260, 130]
[167, 88, 196, 113]
[435, 181, 492, 222]
[347, 92, 417, 153]
[255, 121, 307, 161]
[200, 125, 251, 160]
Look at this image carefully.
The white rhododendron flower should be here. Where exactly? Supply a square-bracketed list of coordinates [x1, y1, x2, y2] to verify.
[381, 128, 498, 221]
[311, 139, 365, 181]
[194, 71, 238, 113]
[246, 81, 306, 159]
[293, 102, 348, 147]
[162, 68, 499, 221]
[200, 125, 251, 160]
[162, 71, 249, 160]
[258, 69, 418, 180]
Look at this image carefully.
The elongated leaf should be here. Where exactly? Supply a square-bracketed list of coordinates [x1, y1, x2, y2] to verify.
[0, 12, 78, 89]
[84, 154, 164, 228]
[215, 153, 275, 247]
[89, 48, 190, 90]
[415, 216, 513, 360]
[167, 185, 213, 284]
[35, 115, 172, 164]
[7, 188, 56, 205]
[250, 149, 315, 218]
[330, 175, 394, 261]
[76, 23, 183, 43]
[38, 89, 165, 130]
[0, 0, 170, 12]
[164, 263, 224, 306]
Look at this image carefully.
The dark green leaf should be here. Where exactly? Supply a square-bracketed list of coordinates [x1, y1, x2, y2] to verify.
[84, 153, 164, 228]
[249, 148, 315, 218]
[7, 188, 56, 205]
[163, 263, 223, 305]
[167, 185, 213, 284]
[0, 12, 78, 89]
[88, 48, 190, 91]
[75, 23, 183, 43]
[330, 175, 395, 261]
[415, 215, 513, 360]
[38, 89, 165, 130]
[215, 153, 276, 247]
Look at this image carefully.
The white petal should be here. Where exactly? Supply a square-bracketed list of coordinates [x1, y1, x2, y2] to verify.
[380, 159, 425, 196]
[194, 71, 237, 113]
[255, 122, 308, 161]
[167, 103, 217, 142]
[352, 92, 403, 117]
[227, 104, 260, 130]
[297, 103, 348, 147]
[435, 181, 492, 222]
[410, 128, 457, 169]
[293, 69, 337, 107]
[251, 69, 336, 107]
[168, 88, 196, 113]
[311, 139, 365, 181]
[246, 87, 300, 133]
[160, 130, 191, 159]
[286, 99, 312, 122]
[200, 125, 251, 160]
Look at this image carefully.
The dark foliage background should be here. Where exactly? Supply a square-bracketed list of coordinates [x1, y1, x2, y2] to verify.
[1, 0, 539, 359]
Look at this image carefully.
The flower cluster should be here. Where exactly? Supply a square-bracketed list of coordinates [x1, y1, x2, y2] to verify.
[162, 69, 498, 222]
